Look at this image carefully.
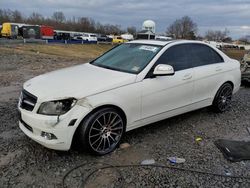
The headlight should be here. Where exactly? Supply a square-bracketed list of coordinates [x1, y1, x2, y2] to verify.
[38, 98, 77, 115]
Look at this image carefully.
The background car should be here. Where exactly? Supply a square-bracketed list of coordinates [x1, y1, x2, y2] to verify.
[97, 34, 112, 42]
[73, 33, 97, 42]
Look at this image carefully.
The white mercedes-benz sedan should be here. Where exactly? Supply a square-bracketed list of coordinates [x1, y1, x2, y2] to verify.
[18, 40, 241, 155]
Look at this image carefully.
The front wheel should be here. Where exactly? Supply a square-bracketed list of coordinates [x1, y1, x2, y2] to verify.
[212, 83, 233, 113]
[78, 108, 125, 155]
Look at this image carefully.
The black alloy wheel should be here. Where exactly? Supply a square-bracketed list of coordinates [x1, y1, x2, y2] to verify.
[78, 108, 124, 155]
[212, 83, 233, 112]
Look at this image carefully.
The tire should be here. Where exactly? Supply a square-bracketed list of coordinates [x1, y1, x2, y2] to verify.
[78, 108, 125, 155]
[212, 83, 233, 113]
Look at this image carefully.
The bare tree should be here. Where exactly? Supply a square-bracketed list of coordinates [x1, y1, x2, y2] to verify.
[238, 36, 250, 44]
[127, 26, 136, 35]
[52, 11, 65, 23]
[0, 9, 11, 23]
[0, 9, 127, 35]
[166, 16, 197, 39]
[103, 24, 123, 35]
[11, 10, 23, 22]
[204, 29, 229, 41]
[27, 12, 44, 25]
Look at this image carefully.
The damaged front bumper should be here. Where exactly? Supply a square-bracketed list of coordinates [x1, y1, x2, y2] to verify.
[18, 104, 90, 150]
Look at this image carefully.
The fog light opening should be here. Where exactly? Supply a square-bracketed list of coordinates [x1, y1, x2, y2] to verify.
[41, 132, 57, 140]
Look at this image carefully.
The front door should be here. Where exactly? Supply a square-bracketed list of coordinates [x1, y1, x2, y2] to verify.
[140, 44, 194, 122]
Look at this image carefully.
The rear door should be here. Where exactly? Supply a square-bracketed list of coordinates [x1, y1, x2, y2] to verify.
[188, 44, 225, 103]
[141, 44, 194, 120]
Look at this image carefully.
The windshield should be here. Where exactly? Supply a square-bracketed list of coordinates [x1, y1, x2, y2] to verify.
[91, 43, 162, 74]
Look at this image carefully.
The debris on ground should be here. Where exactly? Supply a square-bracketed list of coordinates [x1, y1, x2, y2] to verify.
[247, 127, 250, 135]
[168, 157, 186, 164]
[119, 143, 131, 149]
[225, 170, 232, 176]
[215, 139, 250, 162]
[141, 159, 156, 165]
[195, 137, 203, 142]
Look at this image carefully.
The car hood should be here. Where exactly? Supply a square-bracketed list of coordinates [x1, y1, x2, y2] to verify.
[23, 63, 137, 101]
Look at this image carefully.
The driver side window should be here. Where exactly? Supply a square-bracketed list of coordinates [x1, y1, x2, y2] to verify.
[156, 44, 191, 71]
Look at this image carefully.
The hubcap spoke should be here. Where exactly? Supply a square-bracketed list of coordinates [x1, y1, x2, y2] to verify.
[90, 133, 101, 138]
[107, 137, 111, 148]
[91, 136, 102, 146]
[97, 137, 104, 151]
[107, 113, 112, 125]
[103, 113, 106, 125]
[96, 119, 104, 128]
[111, 127, 123, 131]
[109, 135, 116, 142]
[91, 127, 102, 131]
[110, 114, 118, 125]
[102, 138, 106, 151]
[110, 120, 122, 127]
[110, 132, 120, 136]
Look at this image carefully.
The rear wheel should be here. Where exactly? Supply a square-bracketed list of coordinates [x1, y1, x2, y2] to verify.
[212, 83, 233, 113]
[78, 108, 125, 155]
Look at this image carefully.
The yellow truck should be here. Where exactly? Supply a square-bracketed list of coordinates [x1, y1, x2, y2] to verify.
[1, 23, 19, 38]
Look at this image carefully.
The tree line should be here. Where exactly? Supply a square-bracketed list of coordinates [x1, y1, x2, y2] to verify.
[166, 16, 236, 42]
[0, 9, 137, 35]
[1, 9, 245, 42]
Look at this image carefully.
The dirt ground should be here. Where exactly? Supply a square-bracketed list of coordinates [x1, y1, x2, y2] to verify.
[1, 44, 250, 188]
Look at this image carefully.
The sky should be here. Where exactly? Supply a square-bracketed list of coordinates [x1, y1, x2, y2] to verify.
[1, 0, 250, 39]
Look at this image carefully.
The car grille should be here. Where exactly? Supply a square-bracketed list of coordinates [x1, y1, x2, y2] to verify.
[20, 90, 37, 111]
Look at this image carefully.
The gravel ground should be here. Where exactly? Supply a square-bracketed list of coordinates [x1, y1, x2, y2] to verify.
[1, 45, 250, 188]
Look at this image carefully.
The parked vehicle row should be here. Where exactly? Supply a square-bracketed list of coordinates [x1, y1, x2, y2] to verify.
[1, 22, 54, 39]
[0, 22, 132, 43]
[73, 33, 98, 42]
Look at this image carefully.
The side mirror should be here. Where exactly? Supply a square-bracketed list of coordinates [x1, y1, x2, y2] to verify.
[153, 64, 175, 76]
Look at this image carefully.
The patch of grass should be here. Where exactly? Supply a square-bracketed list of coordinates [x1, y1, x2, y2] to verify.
[1, 44, 247, 63]
[223, 49, 247, 61]
[1, 44, 113, 60]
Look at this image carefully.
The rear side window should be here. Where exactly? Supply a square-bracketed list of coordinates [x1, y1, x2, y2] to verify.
[188, 44, 224, 67]
[156, 44, 191, 71]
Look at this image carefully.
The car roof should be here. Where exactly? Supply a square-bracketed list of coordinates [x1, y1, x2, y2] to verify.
[128, 40, 172, 46]
[128, 39, 208, 46]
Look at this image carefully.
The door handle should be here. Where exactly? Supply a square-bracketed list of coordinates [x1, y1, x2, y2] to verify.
[183, 73, 192, 80]
[216, 66, 222, 72]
